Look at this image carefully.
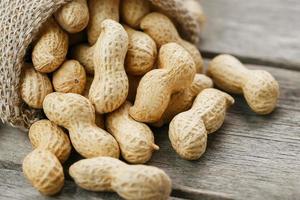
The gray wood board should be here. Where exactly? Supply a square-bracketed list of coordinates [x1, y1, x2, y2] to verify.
[200, 0, 300, 70]
[0, 63, 299, 199]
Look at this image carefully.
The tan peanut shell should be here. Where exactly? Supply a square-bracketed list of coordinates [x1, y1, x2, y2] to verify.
[140, 12, 203, 73]
[89, 19, 129, 114]
[32, 18, 68, 73]
[130, 42, 196, 123]
[153, 74, 213, 127]
[43, 92, 120, 158]
[184, 0, 206, 28]
[54, 0, 89, 33]
[83, 76, 105, 129]
[127, 74, 142, 102]
[106, 101, 159, 164]
[207, 54, 280, 114]
[52, 60, 86, 94]
[169, 88, 234, 160]
[87, 0, 120, 45]
[23, 149, 64, 195]
[121, 0, 151, 28]
[71, 44, 95, 74]
[124, 25, 157, 75]
[69, 157, 172, 200]
[29, 120, 71, 163]
[20, 66, 53, 109]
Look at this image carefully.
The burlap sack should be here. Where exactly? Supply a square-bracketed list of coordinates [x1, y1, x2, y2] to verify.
[0, 0, 201, 130]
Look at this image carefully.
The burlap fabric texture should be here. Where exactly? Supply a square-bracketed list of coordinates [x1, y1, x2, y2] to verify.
[0, 0, 201, 130]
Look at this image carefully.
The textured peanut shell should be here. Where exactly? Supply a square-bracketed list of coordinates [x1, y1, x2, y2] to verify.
[184, 0, 206, 28]
[54, 0, 89, 33]
[127, 74, 142, 102]
[169, 88, 234, 160]
[152, 74, 213, 127]
[87, 0, 120, 45]
[89, 20, 129, 114]
[29, 120, 71, 163]
[32, 18, 68, 73]
[20, 66, 53, 109]
[23, 149, 64, 195]
[129, 42, 196, 123]
[124, 25, 157, 75]
[83, 76, 105, 129]
[52, 60, 86, 94]
[71, 44, 95, 74]
[43, 92, 119, 158]
[69, 157, 172, 200]
[121, 0, 151, 28]
[70, 157, 125, 192]
[106, 101, 159, 164]
[140, 12, 203, 73]
[208, 54, 279, 114]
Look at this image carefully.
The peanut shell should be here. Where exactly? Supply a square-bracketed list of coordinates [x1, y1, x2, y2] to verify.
[89, 19, 129, 114]
[43, 92, 120, 158]
[106, 101, 159, 164]
[169, 88, 234, 160]
[129, 42, 196, 123]
[52, 60, 86, 94]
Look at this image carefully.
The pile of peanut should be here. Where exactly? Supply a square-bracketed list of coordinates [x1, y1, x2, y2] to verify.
[20, 0, 280, 199]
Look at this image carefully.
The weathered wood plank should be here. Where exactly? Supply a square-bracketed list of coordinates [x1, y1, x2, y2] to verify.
[200, 0, 300, 70]
[0, 63, 299, 199]
[0, 125, 30, 170]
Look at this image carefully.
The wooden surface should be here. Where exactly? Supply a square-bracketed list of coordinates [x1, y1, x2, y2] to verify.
[1, 0, 300, 200]
[201, 0, 300, 71]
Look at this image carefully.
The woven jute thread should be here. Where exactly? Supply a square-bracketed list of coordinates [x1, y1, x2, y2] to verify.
[0, 0, 201, 130]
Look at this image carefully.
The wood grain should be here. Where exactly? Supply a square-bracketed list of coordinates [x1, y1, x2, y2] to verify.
[0, 62, 299, 199]
[200, 0, 300, 71]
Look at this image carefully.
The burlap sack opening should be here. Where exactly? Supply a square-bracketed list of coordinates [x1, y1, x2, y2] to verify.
[0, 0, 201, 130]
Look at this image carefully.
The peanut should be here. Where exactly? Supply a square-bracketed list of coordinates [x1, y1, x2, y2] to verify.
[106, 101, 159, 164]
[32, 18, 68, 73]
[87, 0, 120, 45]
[121, 0, 151, 29]
[54, 0, 89, 33]
[89, 19, 129, 114]
[207, 54, 280, 114]
[71, 44, 95, 74]
[29, 120, 72, 163]
[152, 74, 213, 127]
[52, 60, 86, 94]
[124, 25, 157, 75]
[169, 88, 234, 160]
[23, 120, 71, 195]
[129, 42, 196, 123]
[20, 65, 53, 109]
[23, 149, 64, 195]
[184, 0, 206, 28]
[43, 92, 120, 158]
[83, 76, 105, 129]
[140, 12, 203, 73]
[69, 157, 172, 200]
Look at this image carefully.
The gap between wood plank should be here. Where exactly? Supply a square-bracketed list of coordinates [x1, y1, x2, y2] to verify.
[172, 184, 233, 200]
[201, 50, 300, 72]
